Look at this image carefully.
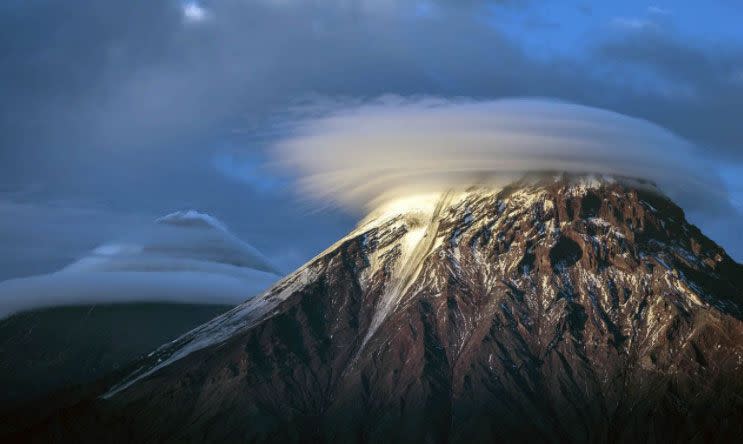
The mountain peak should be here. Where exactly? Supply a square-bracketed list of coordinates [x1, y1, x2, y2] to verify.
[358, 173, 662, 224]
[155, 209, 229, 232]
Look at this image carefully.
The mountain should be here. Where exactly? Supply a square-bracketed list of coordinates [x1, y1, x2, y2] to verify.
[0, 210, 281, 410]
[12, 176, 743, 443]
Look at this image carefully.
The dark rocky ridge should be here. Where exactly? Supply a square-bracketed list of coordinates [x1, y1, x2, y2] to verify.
[12, 176, 743, 443]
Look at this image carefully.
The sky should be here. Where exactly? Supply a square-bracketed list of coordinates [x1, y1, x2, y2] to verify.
[1, 0, 743, 286]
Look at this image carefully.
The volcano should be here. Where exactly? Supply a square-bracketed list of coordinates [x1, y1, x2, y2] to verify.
[12, 176, 743, 443]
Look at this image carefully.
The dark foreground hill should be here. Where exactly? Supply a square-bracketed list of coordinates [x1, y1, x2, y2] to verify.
[0, 303, 230, 408]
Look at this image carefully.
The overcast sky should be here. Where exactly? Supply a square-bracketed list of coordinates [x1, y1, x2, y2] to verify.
[1, 0, 743, 283]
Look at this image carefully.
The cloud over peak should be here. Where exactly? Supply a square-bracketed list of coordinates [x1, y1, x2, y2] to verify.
[274, 97, 723, 213]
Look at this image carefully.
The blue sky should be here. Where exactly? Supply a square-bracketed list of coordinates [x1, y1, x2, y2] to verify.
[1, 0, 742, 282]
[494, 2, 743, 53]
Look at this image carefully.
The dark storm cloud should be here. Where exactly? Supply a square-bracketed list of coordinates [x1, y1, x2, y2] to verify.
[0, 0, 742, 289]
[3, 1, 742, 161]
[0, 0, 563, 163]
[0, 2, 181, 152]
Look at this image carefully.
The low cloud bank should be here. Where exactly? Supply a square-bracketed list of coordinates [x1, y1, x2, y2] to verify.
[0, 210, 281, 319]
[274, 97, 726, 213]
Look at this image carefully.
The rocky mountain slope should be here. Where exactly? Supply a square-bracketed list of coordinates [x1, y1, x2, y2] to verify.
[15, 176, 743, 443]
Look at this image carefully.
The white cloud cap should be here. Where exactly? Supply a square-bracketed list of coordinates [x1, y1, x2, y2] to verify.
[273, 97, 723, 212]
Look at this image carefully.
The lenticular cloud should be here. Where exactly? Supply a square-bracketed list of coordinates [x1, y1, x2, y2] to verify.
[0, 210, 281, 319]
[274, 97, 721, 211]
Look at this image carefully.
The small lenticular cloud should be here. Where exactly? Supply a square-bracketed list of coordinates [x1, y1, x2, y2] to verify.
[0, 210, 281, 319]
[273, 97, 723, 212]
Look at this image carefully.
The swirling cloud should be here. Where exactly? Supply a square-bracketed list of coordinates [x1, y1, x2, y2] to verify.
[274, 97, 725, 212]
